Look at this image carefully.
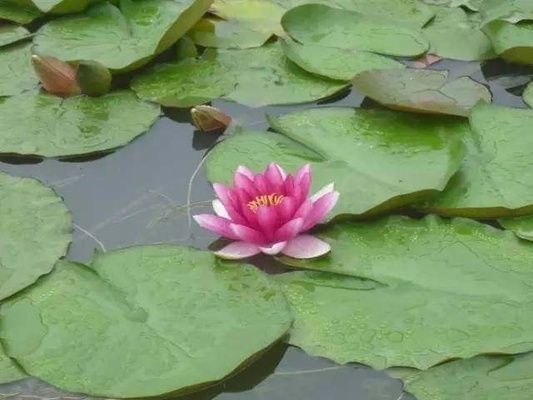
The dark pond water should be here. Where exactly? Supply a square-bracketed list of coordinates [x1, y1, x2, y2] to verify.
[0, 57, 531, 400]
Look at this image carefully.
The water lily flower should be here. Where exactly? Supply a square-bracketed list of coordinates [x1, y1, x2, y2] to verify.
[194, 163, 339, 259]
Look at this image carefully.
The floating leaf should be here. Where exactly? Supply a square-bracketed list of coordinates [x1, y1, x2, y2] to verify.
[422, 6, 495, 60]
[0, 41, 39, 96]
[352, 69, 491, 117]
[0, 24, 30, 47]
[132, 42, 347, 108]
[191, 105, 231, 132]
[281, 4, 429, 57]
[0, 171, 71, 300]
[206, 108, 465, 218]
[281, 38, 405, 81]
[405, 352, 533, 400]
[277, 216, 533, 369]
[0, 0, 41, 24]
[0, 246, 293, 398]
[33, 0, 212, 72]
[0, 343, 26, 384]
[424, 103, 533, 217]
[524, 81, 533, 107]
[483, 20, 533, 65]
[0, 90, 160, 157]
[75, 60, 112, 97]
[500, 215, 533, 241]
[31, 54, 80, 97]
[176, 35, 198, 59]
[479, 0, 533, 25]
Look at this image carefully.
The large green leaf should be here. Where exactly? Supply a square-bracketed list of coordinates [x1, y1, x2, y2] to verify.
[422, 6, 495, 60]
[404, 352, 533, 400]
[424, 103, 533, 217]
[0, 24, 30, 47]
[0, 343, 25, 384]
[30, 0, 90, 13]
[277, 216, 533, 369]
[0, 0, 41, 24]
[483, 20, 533, 65]
[479, 0, 533, 25]
[500, 215, 533, 241]
[352, 69, 491, 116]
[131, 42, 347, 107]
[281, 4, 429, 57]
[0, 246, 293, 398]
[0, 41, 38, 96]
[0, 90, 160, 157]
[206, 108, 465, 217]
[524, 81, 533, 107]
[33, 0, 212, 72]
[0, 171, 71, 301]
[281, 38, 405, 81]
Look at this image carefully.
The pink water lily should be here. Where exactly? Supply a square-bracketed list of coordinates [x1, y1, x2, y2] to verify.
[194, 163, 339, 259]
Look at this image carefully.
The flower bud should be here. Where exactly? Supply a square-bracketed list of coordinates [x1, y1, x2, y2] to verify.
[191, 105, 231, 133]
[31, 54, 80, 97]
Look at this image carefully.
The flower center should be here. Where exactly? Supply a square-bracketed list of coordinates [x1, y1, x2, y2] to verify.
[247, 193, 284, 213]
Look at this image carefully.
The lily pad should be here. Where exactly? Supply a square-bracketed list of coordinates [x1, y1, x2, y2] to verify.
[0, 246, 293, 398]
[422, 6, 495, 60]
[277, 216, 533, 369]
[33, 0, 212, 72]
[0, 171, 71, 301]
[424, 103, 533, 217]
[352, 69, 492, 116]
[30, 0, 91, 13]
[0, 24, 30, 47]
[0, 89, 160, 157]
[0, 343, 25, 384]
[281, 38, 405, 81]
[0, 41, 39, 96]
[0, 0, 41, 24]
[500, 216, 533, 241]
[132, 42, 347, 107]
[405, 352, 533, 400]
[483, 20, 533, 65]
[206, 108, 465, 217]
[479, 0, 533, 25]
[281, 4, 429, 57]
[523, 81, 533, 107]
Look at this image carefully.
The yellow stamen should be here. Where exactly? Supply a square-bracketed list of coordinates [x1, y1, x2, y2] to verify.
[247, 193, 284, 213]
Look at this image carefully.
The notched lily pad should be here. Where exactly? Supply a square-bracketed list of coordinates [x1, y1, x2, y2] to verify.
[0, 245, 293, 398]
[206, 108, 465, 217]
[278, 216, 533, 369]
[0, 24, 30, 47]
[33, 0, 212, 72]
[483, 20, 533, 65]
[352, 68, 491, 117]
[281, 4, 430, 57]
[0, 171, 71, 301]
[424, 102, 533, 217]
[0, 90, 160, 157]
[0, 41, 39, 96]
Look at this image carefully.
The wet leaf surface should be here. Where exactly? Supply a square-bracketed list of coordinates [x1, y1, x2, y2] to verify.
[0, 246, 293, 398]
[483, 20, 533, 65]
[206, 107, 465, 217]
[424, 102, 533, 217]
[0, 90, 160, 158]
[132, 42, 347, 107]
[0, 24, 30, 47]
[353, 68, 491, 116]
[33, 0, 212, 72]
[282, 4, 430, 57]
[0, 171, 71, 300]
[0, 41, 39, 96]
[277, 216, 533, 369]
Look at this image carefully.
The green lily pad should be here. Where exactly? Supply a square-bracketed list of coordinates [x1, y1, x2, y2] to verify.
[281, 4, 429, 58]
[523, 81, 533, 107]
[0, 89, 160, 157]
[405, 352, 533, 400]
[0, 246, 293, 398]
[33, 0, 212, 72]
[281, 38, 405, 81]
[206, 108, 465, 217]
[424, 103, 533, 217]
[500, 215, 533, 241]
[0, 343, 25, 384]
[352, 69, 492, 117]
[132, 42, 347, 107]
[422, 6, 495, 60]
[30, 0, 92, 13]
[448, 0, 484, 11]
[277, 216, 533, 369]
[0, 24, 30, 47]
[483, 20, 533, 65]
[0, 41, 39, 96]
[0, 0, 41, 24]
[479, 0, 533, 25]
[0, 171, 71, 301]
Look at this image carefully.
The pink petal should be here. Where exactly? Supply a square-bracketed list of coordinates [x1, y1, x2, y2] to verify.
[193, 214, 239, 240]
[259, 241, 287, 255]
[294, 164, 312, 200]
[303, 191, 340, 231]
[283, 175, 296, 197]
[275, 164, 287, 180]
[257, 205, 280, 241]
[279, 196, 297, 221]
[282, 235, 331, 259]
[236, 166, 254, 180]
[230, 223, 266, 244]
[294, 199, 313, 220]
[274, 217, 304, 242]
[234, 172, 259, 198]
[254, 173, 270, 193]
[215, 241, 261, 259]
[311, 183, 334, 203]
[212, 199, 230, 219]
[265, 162, 285, 191]
[213, 183, 231, 204]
